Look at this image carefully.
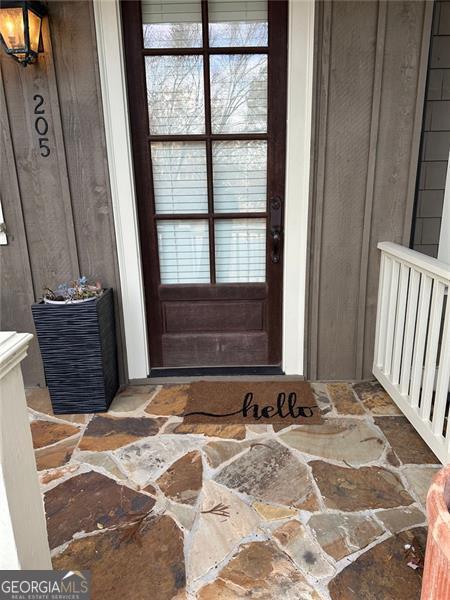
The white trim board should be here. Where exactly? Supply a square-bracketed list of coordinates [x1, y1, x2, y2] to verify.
[93, 0, 149, 379]
[93, 0, 314, 378]
[282, 0, 315, 375]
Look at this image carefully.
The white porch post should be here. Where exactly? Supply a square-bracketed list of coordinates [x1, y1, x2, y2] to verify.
[0, 332, 51, 569]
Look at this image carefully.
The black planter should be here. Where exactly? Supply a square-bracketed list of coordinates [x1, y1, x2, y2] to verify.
[31, 288, 118, 414]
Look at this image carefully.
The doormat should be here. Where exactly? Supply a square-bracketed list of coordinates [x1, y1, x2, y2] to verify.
[183, 381, 322, 425]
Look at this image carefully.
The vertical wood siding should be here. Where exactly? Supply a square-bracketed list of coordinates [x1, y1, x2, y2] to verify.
[0, 1, 124, 386]
[0, 0, 434, 383]
[307, 0, 433, 380]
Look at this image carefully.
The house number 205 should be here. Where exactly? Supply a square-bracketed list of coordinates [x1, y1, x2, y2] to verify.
[33, 94, 50, 158]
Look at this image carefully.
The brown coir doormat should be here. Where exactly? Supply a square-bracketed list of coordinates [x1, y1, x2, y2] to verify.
[183, 381, 322, 425]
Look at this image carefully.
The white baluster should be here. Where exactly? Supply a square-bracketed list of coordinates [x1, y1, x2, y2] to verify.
[400, 268, 420, 396]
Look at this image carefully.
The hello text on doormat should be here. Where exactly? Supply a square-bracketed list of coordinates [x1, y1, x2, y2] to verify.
[183, 381, 322, 425]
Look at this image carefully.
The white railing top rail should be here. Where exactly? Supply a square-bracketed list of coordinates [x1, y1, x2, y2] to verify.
[378, 242, 450, 282]
[0, 332, 33, 380]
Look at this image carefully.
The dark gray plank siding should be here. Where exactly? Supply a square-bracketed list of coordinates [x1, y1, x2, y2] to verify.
[0, 1, 125, 386]
[307, 0, 433, 380]
[413, 0, 450, 258]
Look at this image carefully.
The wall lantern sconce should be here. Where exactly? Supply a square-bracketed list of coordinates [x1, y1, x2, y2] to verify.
[0, 1, 46, 66]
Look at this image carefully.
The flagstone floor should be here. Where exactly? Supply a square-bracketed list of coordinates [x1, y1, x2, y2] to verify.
[26, 381, 442, 600]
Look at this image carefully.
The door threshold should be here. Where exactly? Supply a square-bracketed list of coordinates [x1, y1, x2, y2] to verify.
[149, 366, 284, 378]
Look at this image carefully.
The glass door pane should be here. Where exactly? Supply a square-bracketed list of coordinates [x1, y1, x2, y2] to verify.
[152, 142, 208, 214]
[213, 140, 267, 213]
[210, 54, 267, 133]
[157, 220, 210, 283]
[145, 55, 205, 134]
[215, 218, 266, 282]
[208, 0, 268, 47]
[142, 0, 203, 48]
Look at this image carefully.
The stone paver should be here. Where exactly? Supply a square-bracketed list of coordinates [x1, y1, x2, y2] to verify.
[377, 506, 425, 533]
[167, 500, 196, 530]
[75, 451, 127, 480]
[353, 381, 402, 415]
[375, 416, 439, 464]
[35, 437, 80, 471]
[53, 515, 185, 599]
[203, 440, 248, 468]
[252, 501, 297, 522]
[173, 422, 247, 439]
[197, 541, 323, 600]
[30, 419, 80, 449]
[39, 464, 80, 486]
[157, 450, 203, 505]
[311, 382, 333, 415]
[113, 436, 201, 487]
[187, 480, 260, 582]
[403, 465, 441, 506]
[272, 520, 335, 578]
[308, 512, 384, 561]
[79, 415, 164, 451]
[279, 418, 385, 464]
[310, 461, 414, 511]
[214, 440, 315, 507]
[329, 527, 427, 599]
[109, 386, 156, 413]
[44, 471, 155, 549]
[145, 384, 189, 416]
[327, 383, 366, 415]
[24, 381, 440, 599]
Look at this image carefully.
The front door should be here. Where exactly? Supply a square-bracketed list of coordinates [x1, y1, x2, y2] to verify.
[121, 0, 288, 373]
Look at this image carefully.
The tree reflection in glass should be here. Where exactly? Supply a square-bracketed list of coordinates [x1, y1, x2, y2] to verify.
[210, 54, 267, 134]
[145, 55, 205, 134]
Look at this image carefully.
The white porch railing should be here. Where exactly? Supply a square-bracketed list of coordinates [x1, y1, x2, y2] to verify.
[373, 242, 450, 465]
[0, 332, 51, 569]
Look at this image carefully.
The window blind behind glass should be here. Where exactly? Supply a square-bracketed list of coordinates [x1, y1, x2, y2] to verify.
[213, 140, 267, 213]
[142, 0, 202, 48]
[208, 0, 268, 47]
[157, 220, 210, 284]
[152, 142, 208, 214]
[215, 218, 266, 282]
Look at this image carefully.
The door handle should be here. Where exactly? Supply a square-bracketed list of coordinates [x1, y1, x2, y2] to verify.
[270, 196, 283, 264]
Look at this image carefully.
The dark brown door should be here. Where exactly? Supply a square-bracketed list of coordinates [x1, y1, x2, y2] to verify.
[121, 0, 288, 374]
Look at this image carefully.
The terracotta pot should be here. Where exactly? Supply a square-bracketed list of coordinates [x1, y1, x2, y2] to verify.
[421, 464, 450, 600]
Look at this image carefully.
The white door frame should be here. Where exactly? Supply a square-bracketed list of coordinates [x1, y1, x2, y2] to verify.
[93, 0, 314, 379]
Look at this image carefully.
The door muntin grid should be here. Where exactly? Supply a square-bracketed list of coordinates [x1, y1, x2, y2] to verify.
[142, 0, 269, 285]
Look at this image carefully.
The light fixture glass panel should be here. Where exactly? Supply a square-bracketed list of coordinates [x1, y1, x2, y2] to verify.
[146, 55, 205, 134]
[210, 54, 267, 133]
[152, 142, 208, 214]
[142, 0, 202, 48]
[0, 8, 24, 50]
[27, 9, 41, 53]
[213, 141, 266, 213]
[208, 0, 267, 47]
[215, 218, 266, 282]
[157, 220, 210, 283]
